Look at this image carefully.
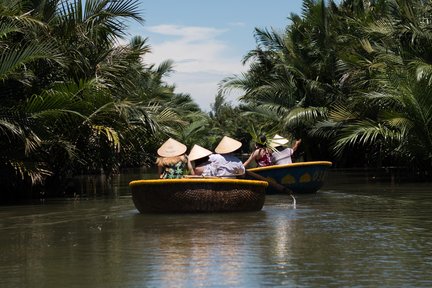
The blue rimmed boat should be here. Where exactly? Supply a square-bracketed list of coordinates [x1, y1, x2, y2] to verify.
[247, 161, 332, 194]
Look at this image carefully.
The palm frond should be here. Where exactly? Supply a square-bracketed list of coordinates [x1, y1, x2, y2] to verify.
[92, 124, 120, 152]
[7, 159, 52, 184]
[284, 106, 328, 128]
[329, 102, 358, 121]
[0, 41, 63, 80]
[333, 120, 400, 156]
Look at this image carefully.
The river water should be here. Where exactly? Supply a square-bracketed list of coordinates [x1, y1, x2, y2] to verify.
[1, 169, 432, 287]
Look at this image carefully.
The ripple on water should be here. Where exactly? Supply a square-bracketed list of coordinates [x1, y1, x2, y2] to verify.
[1, 176, 432, 287]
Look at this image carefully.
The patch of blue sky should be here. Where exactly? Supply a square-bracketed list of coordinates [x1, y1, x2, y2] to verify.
[124, 0, 306, 110]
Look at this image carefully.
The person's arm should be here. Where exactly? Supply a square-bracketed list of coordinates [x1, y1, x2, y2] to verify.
[194, 165, 206, 176]
[243, 149, 257, 168]
[234, 163, 246, 176]
[157, 165, 163, 178]
[292, 139, 302, 152]
[188, 160, 195, 175]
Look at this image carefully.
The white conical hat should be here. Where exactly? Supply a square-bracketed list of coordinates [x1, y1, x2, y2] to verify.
[188, 144, 212, 161]
[215, 136, 242, 154]
[157, 138, 187, 157]
[270, 134, 289, 148]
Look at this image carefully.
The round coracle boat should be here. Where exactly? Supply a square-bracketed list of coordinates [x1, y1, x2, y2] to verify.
[129, 178, 268, 213]
[247, 161, 333, 194]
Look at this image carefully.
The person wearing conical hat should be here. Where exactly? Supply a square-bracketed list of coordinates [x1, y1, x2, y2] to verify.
[188, 144, 213, 175]
[243, 134, 273, 168]
[270, 134, 301, 165]
[202, 136, 245, 178]
[156, 138, 188, 179]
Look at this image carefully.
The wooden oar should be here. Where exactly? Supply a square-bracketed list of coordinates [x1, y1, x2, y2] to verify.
[246, 170, 296, 205]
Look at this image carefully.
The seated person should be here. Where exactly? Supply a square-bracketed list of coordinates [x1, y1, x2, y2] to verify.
[243, 134, 273, 168]
[156, 138, 188, 179]
[202, 136, 245, 178]
[188, 144, 213, 176]
[270, 134, 301, 165]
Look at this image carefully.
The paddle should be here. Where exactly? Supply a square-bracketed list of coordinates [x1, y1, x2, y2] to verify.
[246, 170, 296, 206]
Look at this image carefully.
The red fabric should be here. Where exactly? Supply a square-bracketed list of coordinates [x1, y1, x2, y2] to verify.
[256, 149, 273, 167]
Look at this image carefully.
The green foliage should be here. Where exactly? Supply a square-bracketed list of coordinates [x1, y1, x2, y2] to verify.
[0, 0, 206, 198]
[4, 0, 432, 198]
[219, 0, 432, 169]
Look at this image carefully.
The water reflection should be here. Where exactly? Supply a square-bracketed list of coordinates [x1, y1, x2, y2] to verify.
[1, 170, 432, 287]
[70, 167, 157, 197]
[130, 212, 271, 287]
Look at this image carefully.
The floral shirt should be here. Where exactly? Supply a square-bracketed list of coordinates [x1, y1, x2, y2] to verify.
[160, 161, 186, 179]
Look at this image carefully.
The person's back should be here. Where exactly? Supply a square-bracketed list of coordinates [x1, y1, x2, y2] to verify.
[158, 157, 187, 178]
[255, 147, 273, 167]
[203, 154, 245, 177]
[243, 135, 273, 168]
[188, 144, 212, 176]
[271, 147, 294, 165]
[202, 136, 245, 178]
[270, 135, 301, 165]
[156, 138, 188, 179]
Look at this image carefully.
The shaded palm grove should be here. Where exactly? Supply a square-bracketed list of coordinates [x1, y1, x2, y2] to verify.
[1, 0, 431, 200]
[0, 0, 207, 200]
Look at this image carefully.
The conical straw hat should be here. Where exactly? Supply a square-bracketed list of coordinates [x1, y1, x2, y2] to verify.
[157, 138, 187, 157]
[215, 136, 242, 154]
[188, 144, 212, 162]
[270, 134, 289, 148]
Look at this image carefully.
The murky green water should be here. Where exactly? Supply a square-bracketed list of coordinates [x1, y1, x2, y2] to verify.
[1, 169, 432, 287]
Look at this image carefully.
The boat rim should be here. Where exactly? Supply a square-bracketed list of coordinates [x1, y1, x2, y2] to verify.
[129, 178, 269, 187]
[248, 161, 333, 172]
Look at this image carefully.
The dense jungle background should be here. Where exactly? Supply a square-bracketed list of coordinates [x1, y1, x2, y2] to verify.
[1, 0, 432, 201]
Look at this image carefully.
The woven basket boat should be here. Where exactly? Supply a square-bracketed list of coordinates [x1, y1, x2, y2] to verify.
[247, 161, 332, 194]
[129, 178, 268, 213]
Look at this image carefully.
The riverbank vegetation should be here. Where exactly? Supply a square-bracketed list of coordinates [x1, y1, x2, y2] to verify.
[1, 0, 432, 200]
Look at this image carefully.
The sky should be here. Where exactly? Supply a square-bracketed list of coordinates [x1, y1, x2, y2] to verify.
[125, 0, 305, 111]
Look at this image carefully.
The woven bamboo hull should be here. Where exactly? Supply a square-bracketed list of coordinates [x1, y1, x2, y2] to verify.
[129, 179, 268, 213]
[248, 161, 332, 194]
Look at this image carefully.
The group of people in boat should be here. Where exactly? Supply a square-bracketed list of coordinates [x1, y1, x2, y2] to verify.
[156, 135, 301, 179]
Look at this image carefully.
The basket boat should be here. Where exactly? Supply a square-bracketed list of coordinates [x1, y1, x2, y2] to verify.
[247, 161, 332, 194]
[129, 178, 268, 213]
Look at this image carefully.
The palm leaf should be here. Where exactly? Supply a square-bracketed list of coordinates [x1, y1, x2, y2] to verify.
[0, 41, 64, 80]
